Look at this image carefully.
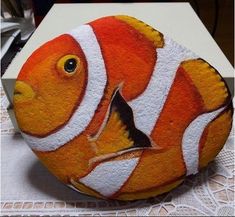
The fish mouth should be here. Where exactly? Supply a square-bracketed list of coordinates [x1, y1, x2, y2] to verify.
[91, 88, 152, 150]
[13, 81, 36, 103]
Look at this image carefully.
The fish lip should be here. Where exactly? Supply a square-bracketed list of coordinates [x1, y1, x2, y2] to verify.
[13, 81, 36, 103]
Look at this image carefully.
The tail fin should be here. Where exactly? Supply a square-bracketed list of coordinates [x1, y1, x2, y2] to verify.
[181, 59, 233, 171]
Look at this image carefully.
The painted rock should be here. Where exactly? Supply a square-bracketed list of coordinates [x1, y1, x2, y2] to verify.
[13, 15, 233, 200]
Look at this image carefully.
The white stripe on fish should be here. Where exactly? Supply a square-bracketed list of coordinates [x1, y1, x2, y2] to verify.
[129, 36, 198, 135]
[182, 106, 225, 175]
[80, 158, 140, 197]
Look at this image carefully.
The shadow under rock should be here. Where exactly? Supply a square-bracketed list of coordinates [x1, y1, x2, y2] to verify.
[28, 154, 222, 210]
[26, 148, 222, 211]
[162, 161, 222, 203]
[27, 160, 146, 210]
[28, 160, 220, 210]
[27, 160, 92, 201]
[177, 160, 222, 192]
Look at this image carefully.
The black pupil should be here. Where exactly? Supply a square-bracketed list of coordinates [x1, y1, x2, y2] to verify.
[64, 58, 77, 73]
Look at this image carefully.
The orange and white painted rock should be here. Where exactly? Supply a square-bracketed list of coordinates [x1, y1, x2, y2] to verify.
[13, 15, 233, 200]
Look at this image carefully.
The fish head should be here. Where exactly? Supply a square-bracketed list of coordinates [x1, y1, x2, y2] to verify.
[13, 34, 88, 136]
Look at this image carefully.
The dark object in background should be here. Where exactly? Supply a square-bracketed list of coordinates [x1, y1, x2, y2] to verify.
[1, 0, 25, 17]
[1, 35, 22, 76]
[1, 0, 35, 75]
[31, 0, 213, 28]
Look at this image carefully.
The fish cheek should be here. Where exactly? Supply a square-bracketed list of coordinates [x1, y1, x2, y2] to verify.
[16, 64, 87, 137]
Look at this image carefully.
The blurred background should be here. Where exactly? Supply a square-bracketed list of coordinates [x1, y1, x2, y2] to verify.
[1, 0, 234, 75]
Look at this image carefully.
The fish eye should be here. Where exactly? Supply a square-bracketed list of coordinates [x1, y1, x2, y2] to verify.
[57, 54, 81, 77]
[64, 58, 77, 73]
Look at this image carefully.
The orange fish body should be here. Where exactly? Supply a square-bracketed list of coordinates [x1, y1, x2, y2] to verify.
[14, 15, 233, 200]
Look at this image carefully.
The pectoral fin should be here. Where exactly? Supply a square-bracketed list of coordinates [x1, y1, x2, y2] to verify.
[91, 90, 151, 156]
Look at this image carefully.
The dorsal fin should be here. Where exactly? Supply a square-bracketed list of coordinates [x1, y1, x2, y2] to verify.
[115, 15, 164, 48]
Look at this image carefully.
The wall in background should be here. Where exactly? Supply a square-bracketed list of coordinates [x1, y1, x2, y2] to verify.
[196, 0, 234, 66]
[31, 0, 234, 66]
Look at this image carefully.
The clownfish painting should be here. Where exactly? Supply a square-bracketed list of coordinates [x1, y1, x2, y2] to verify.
[13, 15, 233, 200]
